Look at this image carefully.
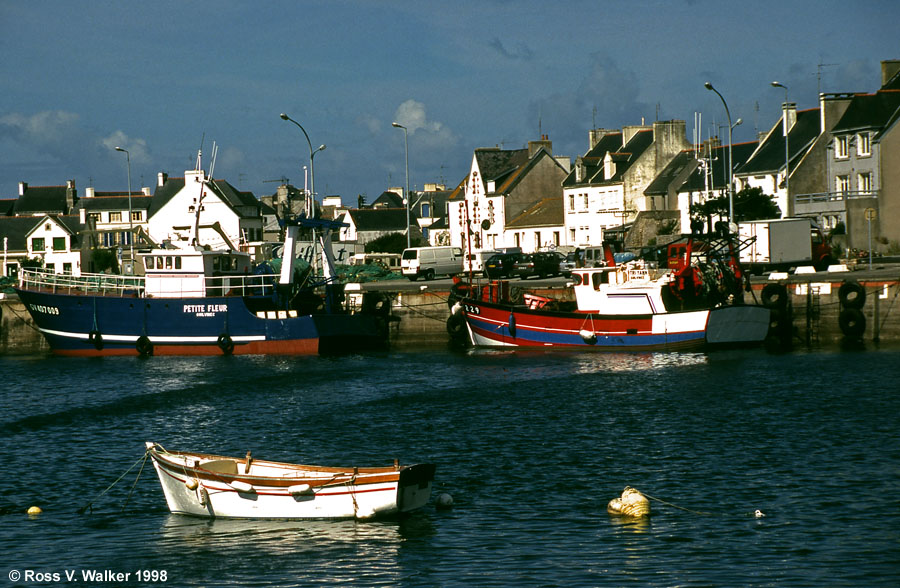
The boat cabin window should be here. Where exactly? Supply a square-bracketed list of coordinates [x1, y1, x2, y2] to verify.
[145, 257, 154, 270]
[591, 271, 610, 289]
[145, 255, 182, 271]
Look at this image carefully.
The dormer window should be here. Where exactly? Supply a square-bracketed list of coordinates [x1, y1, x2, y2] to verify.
[110, 212, 122, 222]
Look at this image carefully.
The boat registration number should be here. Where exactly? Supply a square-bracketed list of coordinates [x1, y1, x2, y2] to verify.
[463, 304, 481, 315]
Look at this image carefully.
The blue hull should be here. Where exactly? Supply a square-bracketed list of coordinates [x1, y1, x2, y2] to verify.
[14, 288, 386, 356]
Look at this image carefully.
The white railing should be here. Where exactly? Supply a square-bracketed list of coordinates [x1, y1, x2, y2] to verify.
[18, 268, 279, 298]
[794, 190, 879, 204]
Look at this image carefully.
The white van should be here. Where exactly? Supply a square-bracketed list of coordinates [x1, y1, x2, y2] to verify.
[401, 246, 463, 281]
[464, 250, 498, 273]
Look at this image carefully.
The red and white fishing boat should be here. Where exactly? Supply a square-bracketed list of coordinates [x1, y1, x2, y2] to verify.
[145, 442, 435, 520]
[451, 238, 770, 350]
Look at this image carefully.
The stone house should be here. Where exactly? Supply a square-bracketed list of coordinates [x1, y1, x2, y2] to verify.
[448, 137, 569, 253]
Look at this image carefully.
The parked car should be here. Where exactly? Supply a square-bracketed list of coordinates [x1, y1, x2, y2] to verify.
[514, 251, 564, 279]
[483, 253, 520, 279]
[559, 251, 578, 276]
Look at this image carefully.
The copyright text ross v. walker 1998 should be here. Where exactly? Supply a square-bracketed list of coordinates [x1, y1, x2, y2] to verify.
[9, 569, 167, 583]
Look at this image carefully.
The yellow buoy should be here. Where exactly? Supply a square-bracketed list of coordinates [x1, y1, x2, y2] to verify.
[607, 487, 650, 517]
[27, 506, 43, 515]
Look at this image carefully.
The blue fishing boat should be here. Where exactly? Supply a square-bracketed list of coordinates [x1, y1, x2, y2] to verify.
[14, 216, 392, 357]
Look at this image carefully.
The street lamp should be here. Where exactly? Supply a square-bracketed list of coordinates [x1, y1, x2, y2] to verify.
[704, 82, 736, 225]
[279, 113, 325, 217]
[114, 146, 134, 274]
[392, 122, 411, 248]
[771, 81, 790, 204]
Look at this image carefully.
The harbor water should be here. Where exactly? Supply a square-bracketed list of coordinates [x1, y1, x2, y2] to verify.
[1, 344, 899, 586]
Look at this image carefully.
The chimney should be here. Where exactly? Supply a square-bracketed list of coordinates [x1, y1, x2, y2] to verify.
[623, 124, 651, 145]
[19, 182, 27, 196]
[85, 187, 95, 198]
[882, 59, 900, 87]
[79, 207, 86, 223]
[589, 128, 618, 150]
[783, 102, 797, 135]
[528, 135, 552, 158]
[66, 179, 76, 212]
[575, 156, 586, 182]
[142, 187, 151, 195]
[157, 172, 168, 187]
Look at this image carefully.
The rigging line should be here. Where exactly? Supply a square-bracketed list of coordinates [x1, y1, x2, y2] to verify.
[121, 450, 150, 512]
[78, 449, 151, 514]
[5, 304, 43, 333]
[632, 487, 714, 516]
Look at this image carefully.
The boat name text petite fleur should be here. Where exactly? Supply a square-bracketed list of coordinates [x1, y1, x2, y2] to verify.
[183, 304, 227, 317]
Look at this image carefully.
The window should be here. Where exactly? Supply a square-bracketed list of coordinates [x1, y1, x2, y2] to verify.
[553, 231, 560, 246]
[569, 228, 576, 242]
[131, 211, 142, 222]
[88, 212, 100, 223]
[836, 175, 850, 195]
[109, 211, 122, 222]
[534, 232, 541, 249]
[835, 136, 848, 159]
[31, 237, 45, 252]
[52, 237, 66, 251]
[858, 172, 872, 194]
[63, 263, 72, 273]
[420, 203, 430, 217]
[857, 132, 871, 156]
[583, 193, 589, 209]
[568, 194, 575, 211]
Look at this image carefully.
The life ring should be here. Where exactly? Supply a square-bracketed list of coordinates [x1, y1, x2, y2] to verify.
[761, 283, 788, 309]
[217, 333, 235, 355]
[136, 335, 153, 357]
[838, 308, 866, 338]
[88, 329, 104, 351]
[838, 280, 866, 309]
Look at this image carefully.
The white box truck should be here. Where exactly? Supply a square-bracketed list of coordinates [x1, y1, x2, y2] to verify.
[738, 218, 834, 273]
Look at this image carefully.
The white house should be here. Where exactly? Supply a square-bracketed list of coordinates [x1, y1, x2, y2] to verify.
[24, 215, 86, 275]
[148, 166, 264, 252]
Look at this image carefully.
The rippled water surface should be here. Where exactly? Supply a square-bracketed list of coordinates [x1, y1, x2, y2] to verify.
[2, 346, 899, 586]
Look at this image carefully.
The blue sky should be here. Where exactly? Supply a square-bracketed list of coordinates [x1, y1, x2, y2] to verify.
[0, 0, 896, 205]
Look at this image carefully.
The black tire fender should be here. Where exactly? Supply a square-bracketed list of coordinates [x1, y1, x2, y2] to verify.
[136, 335, 153, 357]
[217, 333, 235, 355]
[761, 283, 788, 309]
[88, 329, 104, 351]
[838, 308, 866, 338]
[838, 280, 866, 309]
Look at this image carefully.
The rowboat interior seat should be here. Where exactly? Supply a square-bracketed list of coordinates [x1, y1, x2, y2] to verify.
[201, 459, 239, 475]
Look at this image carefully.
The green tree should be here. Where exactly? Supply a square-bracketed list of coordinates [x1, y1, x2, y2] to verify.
[690, 186, 781, 231]
[91, 248, 119, 273]
[364, 232, 424, 254]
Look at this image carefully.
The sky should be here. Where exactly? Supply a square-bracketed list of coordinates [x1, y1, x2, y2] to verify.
[1, 0, 897, 206]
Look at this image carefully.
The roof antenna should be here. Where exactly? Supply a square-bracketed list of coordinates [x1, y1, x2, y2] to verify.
[208, 141, 219, 180]
[195, 133, 205, 172]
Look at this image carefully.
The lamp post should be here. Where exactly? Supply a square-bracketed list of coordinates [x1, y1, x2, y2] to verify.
[771, 81, 790, 205]
[114, 146, 134, 274]
[279, 113, 325, 216]
[705, 82, 736, 225]
[392, 122, 411, 248]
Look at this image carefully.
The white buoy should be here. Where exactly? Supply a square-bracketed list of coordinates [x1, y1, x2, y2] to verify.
[607, 487, 650, 517]
[755, 509, 766, 518]
[27, 506, 42, 515]
[435, 493, 454, 510]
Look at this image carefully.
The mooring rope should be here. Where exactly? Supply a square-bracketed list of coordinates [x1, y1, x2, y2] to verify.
[121, 450, 150, 512]
[631, 487, 715, 516]
[78, 450, 150, 514]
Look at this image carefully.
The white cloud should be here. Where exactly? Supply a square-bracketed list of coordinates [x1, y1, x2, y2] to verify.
[101, 130, 151, 163]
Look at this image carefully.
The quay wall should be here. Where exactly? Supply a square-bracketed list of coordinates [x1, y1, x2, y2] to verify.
[385, 275, 900, 348]
[3, 274, 899, 355]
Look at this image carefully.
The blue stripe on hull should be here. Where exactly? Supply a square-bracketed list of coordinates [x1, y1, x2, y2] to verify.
[467, 315, 704, 349]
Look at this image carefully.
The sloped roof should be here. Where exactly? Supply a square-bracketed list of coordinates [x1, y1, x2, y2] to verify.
[645, 140, 760, 196]
[475, 147, 530, 185]
[831, 90, 900, 137]
[13, 185, 70, 215]
[737, 108, 820, 175]
[77, 194, 153, 212]
[0, 216, 41, 251]
[347, 208, 409, 232]
[644, 150, 697, 196]
[148, 176, 259, 218]
[0, 199, 15, 216]
[372, 191, 404, 208]
[563, 130, 660, 187]
[505, 197, 564, 229]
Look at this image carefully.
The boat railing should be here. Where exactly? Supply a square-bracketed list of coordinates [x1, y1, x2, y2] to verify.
[19, 268, 145, 297]
[19, 268, 281, 298]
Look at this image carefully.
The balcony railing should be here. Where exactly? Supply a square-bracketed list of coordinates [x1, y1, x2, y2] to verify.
[794, 190, 879, 204]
